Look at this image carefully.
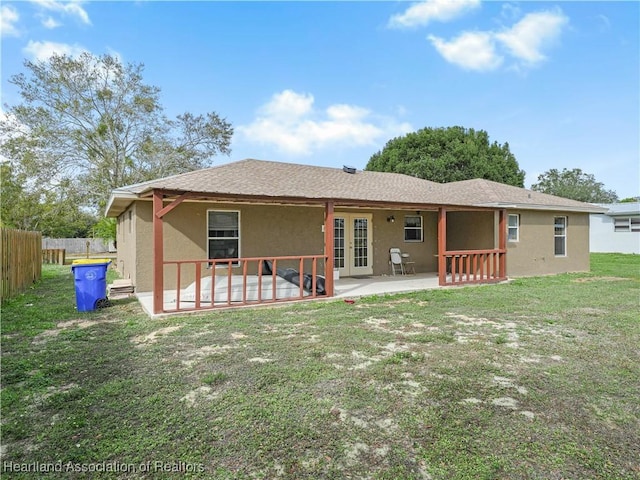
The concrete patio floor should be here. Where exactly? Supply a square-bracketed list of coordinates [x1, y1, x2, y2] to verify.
[134, 272, 444, 317]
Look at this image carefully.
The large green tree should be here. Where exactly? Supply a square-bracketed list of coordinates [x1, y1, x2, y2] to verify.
[531, 168, 618, 203]
[366, 126, 525, 186]
[1, 53, 233, 212]
[0, 162, 95, 237]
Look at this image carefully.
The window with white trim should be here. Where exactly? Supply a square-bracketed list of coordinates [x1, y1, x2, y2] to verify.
[207, 210, 240, 263]
[508, 214, 519, 242]
[554, 216, 567, 256]
[614, 217, 640, 232]
[404, 215, 423, 242]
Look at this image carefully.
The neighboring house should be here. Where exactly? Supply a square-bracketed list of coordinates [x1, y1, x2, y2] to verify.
[590, 202, 640, 254]
[105, 159, 606, 314]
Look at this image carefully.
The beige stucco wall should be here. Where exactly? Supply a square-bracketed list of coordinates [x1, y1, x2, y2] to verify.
[506, 210, 590, 276]
[131, 201, 326, 292]
[115, 203, 138, 286]
[118, 200, 591, 292]
[368, 210, 439, 275]
[446, 211, 495, 250]
[125, 202, 445, 291]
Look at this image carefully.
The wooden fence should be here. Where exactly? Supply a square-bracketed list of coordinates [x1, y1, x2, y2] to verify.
[1, 228, 42, 302]
[43, 248, 66, 265]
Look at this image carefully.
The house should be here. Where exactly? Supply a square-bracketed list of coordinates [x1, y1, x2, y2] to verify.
[105, 159, 606, 314]
[590, 202, 640, 254]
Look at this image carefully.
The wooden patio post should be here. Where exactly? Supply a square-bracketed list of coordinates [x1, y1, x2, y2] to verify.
[498, 208, 507, 279]
[437, 207, 447, 286]
[153, 190, 164, 314]
[324, 201, 335, 297]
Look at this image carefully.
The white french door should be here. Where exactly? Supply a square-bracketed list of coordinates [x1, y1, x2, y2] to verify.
[334, 213, 373, 277]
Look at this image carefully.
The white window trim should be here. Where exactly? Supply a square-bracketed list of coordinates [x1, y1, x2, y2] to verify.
[508, 214, 520, 242]
[554, 216, 567, 257]
[614, 217, 640, 233]
[404, 215, 423, 243]
[207, 209, 241, 266]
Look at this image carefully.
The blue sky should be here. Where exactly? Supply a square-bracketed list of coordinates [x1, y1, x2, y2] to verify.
[1, 1, 638, 199]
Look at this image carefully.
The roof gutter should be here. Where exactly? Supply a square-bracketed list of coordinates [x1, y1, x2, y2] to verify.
[474, 202, 608, 214]
[104, 191, 140, 218]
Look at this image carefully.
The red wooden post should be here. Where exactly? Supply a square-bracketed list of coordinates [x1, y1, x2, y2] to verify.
[227, 261, 232, 305]
[311, 257, 317, 297]
[195, 262, 202, 309]
[152, 190, 164, 314]
[214, 261, 216, 307]
[498, 209, 507, 279]
[176, 263, 181, 311]
[257, 257, 263, 303]
[324, 202, 335, 297]
[437, 207, 447, 286]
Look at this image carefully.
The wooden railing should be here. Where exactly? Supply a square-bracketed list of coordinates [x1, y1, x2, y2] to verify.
[442, 249, 506, 286]
[161, 255, 328, 313]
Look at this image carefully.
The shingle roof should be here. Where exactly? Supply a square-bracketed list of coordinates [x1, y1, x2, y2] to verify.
[106, 158, 606, 216]
[441, 178, 605, 211]
[595, 202, 640, 216]
[113, 158, 444, 202]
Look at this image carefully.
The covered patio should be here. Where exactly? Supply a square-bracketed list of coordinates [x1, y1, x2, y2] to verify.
[146, 188, 506, 315]
[136, 272, 452, 317]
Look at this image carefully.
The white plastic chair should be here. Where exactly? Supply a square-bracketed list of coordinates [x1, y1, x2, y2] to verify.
[389, 248, 404, 275]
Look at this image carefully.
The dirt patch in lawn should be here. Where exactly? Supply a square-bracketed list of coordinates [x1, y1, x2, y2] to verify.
[131, 325, 182, 345]
[32, 318, 122, 344]
[572, 276, 628, 283]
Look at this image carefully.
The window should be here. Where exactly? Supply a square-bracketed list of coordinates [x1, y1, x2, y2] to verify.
[334, 218, 345, 269]
[404, 215, 423, 242]
[614, 217, 640, 232]
[508, 214, 519, 242]
[554, 216, 567, 256]
[207, 210, 240, 263]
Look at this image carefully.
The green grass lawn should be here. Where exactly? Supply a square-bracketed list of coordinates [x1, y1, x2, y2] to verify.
[1, 254, 639, 479]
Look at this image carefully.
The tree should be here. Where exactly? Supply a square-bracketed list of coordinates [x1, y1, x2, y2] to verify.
[0, 162, 96, 237]
[1, 53, 233, 212]
[93, 217, 117, 243]
[531, 168, 618, 203]
[366, 126, 525, 186]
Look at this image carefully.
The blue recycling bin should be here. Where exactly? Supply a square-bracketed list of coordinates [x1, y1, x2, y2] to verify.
[71, 260, 111, 311]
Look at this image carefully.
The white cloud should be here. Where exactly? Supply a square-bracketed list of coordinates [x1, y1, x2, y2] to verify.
[30, 0, 91, 25]
[260, 89, 314, 121]
[239, 90, 413, 155]
[23, 40, 87, 61]
[388, 0, 480, 29]
[1, 5, 20, 37]
[494, 9, 568, 66]
[428, 31, 503, 71]
[42, 16, 61, 29]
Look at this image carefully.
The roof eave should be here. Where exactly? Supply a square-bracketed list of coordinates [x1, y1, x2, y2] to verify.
[104, 191, 140, 218]
[474, 202, 608, 213]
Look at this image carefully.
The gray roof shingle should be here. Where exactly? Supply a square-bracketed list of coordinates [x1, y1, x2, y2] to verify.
[106, 158, 606, 216]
